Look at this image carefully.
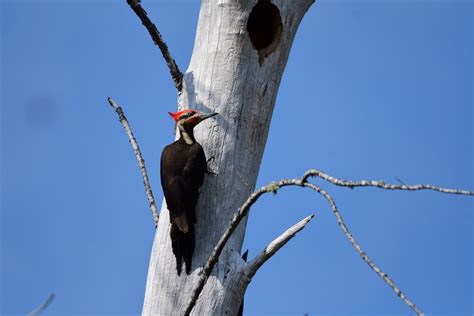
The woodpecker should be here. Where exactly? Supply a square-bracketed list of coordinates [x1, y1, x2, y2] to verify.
[160, 109, 217, 275]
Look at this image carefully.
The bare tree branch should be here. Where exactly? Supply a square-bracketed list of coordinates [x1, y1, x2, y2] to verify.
[302, 182, 425, 316]
[185, 167, 474, 315]
[27, 293, 55, 316]
[107, 97, 159, 226]
[246, 214, 315, 279]
[303, 169, 474, 196]
[183, 178, 304, 315]
[126, 0, 183, 92]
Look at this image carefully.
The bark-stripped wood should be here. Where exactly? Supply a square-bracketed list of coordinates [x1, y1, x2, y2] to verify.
[107, 97, 159, 226]
[142, 0, 314, 314]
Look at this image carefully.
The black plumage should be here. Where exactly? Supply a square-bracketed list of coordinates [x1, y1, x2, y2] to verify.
[160, 109, 216, 275]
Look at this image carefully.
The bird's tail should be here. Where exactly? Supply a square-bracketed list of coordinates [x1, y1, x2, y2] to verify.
[170, 223, 195, 275]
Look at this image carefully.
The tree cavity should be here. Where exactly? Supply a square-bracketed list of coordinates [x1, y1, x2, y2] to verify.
[247, 0, 283, 66]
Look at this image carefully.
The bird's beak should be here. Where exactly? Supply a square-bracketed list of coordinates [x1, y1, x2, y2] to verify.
[199, 112, 218, 122]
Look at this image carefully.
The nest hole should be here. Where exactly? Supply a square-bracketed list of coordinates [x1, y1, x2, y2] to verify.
[247, 0, 283, 65]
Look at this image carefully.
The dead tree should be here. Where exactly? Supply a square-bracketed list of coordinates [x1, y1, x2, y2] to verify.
[134, 0, 315, 314]
[106, 1, 474, 315]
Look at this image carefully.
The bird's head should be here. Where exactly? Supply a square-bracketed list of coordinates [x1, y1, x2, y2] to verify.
[168, 109, 218, 129]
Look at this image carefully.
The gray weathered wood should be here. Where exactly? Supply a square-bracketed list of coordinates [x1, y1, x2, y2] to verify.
[142, 0, 314, 314]
[246, 214, 315, 279]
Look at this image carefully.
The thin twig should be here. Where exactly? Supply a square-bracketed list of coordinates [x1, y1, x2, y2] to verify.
[28, 293, 55, 316]
[185, 167, 474, 316]
[246, 214, 315, 279]
[126, 0, 183, 92]
[302, 169, 474, 196]
[107, 97, 159, 226]
[302, 182, 425, 316]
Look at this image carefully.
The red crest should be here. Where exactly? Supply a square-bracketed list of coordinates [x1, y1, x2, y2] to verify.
[168, 109, 196, 122]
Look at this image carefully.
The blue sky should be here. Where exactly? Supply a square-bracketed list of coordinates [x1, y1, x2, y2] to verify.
[1, 0, 472, 315]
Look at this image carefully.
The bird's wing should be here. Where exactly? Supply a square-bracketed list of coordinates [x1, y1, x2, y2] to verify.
[181, 144, 207, 223]
[161, 146, 189, 233]
[182, 143, 207, 187]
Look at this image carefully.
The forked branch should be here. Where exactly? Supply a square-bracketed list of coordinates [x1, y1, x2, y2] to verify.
[186, 170, 473, 315]
[126, 0, 183, 92]
[183, 179, 304, 315]
[107, 97, 159, 226]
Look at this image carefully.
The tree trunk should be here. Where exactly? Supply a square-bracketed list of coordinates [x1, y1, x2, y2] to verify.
[142, 0, 314, 314]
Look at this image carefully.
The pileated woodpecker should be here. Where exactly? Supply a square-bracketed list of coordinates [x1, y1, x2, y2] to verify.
[160, 109, 217, 275]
